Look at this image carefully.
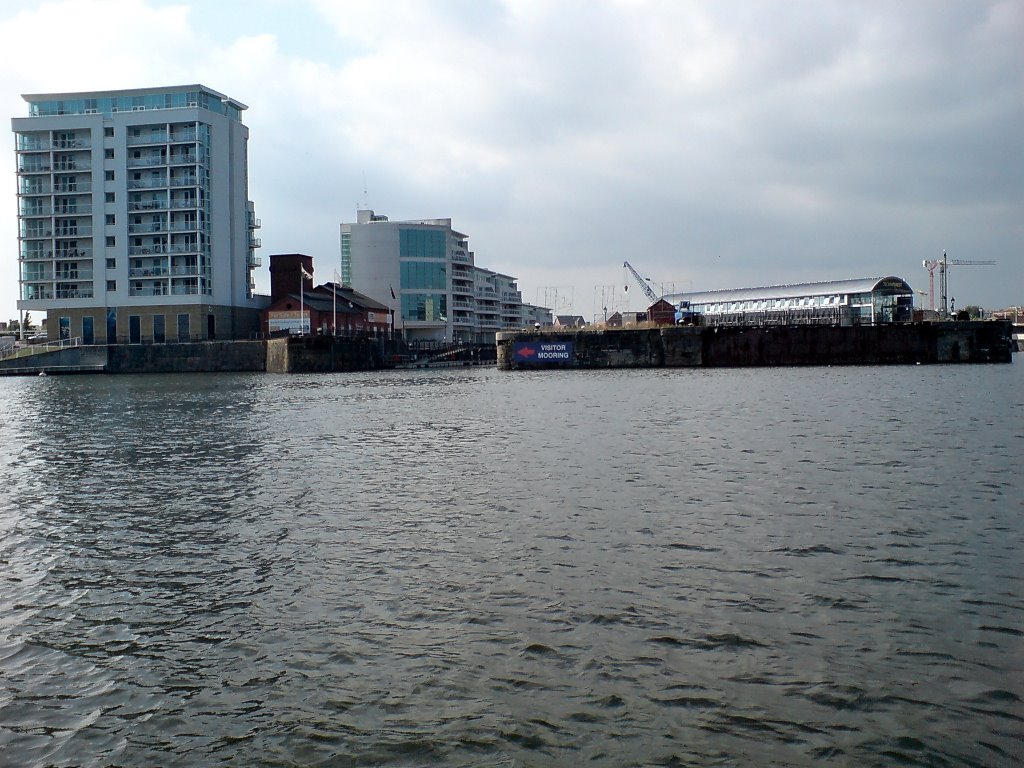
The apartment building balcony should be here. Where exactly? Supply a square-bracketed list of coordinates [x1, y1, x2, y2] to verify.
[52, 137, 91, 149]
[246, 252, 262, 268]
[54, 269, 94, 281]
[20, 226, 53, 239]
[53, 159, 91, 172]
[452, 250, 471, 264]
[54, 202, 91, 215]
[247, 211, 261, 229]
[54, 225, 92, 237]
[18, 136, 89, 152]
[170, 176, 198, 187]
[168, 220, 200, 232]
[169, 129, 198, 143]
[129, 199, 167, 212]
[129, 282, 170, 297]
[248, 235, 261, 248]
[451, 297, 475, 309]
[127, 155, 168, 168]
[129, 266, 170, 278]
[128, 178, 168, 190]
[17, 160, 51, 174]
[55, 286, 95, 299]
[452, 282, 474, 296]
[23, 284, 54, 301]
[168, 153, 197, 166]
[128, 223, 168, 235]
[127, 131, 169, 146]
[19, 181, 51, 195]
[55, 247, 92, 260]
[53, 182, 91, 194]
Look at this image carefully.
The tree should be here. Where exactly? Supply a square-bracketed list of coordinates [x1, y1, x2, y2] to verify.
[963, 305, 983, 320]
[23, 312, 32, 330]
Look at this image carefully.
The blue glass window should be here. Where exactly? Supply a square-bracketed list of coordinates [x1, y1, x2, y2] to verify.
[400, 261, 446, 290]
[401, 293, 447, 322]
[399, 228, 445, 258]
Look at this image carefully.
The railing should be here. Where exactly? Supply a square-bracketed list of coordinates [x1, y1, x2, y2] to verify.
[53, 183, 92, 194]
[0, 336, 82, 362]
[170, 176, 198, 187]
[128, 224, 167, 234]
[129, 267, 169, 277]
[128, 179, 168, 190]
[54, 289, 94, 299]
[127, 133, 169, 146]
[18, 163, 51, 173]
[127, 156, 168, 168]
[128, 200, 167, 211]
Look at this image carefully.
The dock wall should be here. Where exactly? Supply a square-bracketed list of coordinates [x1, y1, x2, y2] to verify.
[497, 322, 1014, 370]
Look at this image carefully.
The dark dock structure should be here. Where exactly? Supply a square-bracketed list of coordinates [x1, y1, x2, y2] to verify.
[497, 321, 1014, 370]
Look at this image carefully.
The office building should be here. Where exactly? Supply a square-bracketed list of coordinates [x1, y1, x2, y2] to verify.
[13, 85, 264, 343]
[340, 209, 550, 342]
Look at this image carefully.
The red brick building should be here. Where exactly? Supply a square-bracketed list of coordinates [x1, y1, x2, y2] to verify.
[264, 254, 392, 336]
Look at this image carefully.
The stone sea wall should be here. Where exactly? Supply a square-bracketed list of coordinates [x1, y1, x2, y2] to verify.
[497, 321, 1014, 369]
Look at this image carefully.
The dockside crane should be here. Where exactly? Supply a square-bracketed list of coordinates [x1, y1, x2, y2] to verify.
[922, 251, 996, 316]
[623, 261, 659, 304]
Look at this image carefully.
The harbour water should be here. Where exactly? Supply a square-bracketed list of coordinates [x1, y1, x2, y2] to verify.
[0, 362, 1022, 767]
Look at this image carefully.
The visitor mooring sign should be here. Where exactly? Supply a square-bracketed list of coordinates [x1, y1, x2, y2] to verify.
[513, 341, 573, 364]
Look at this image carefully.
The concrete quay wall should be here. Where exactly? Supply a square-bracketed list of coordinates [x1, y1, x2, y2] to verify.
[497, 321, 1014, 370]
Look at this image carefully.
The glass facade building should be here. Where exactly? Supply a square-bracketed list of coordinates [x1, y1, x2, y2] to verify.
[12, 84, 266, 342]
[340, 209, 551, 342]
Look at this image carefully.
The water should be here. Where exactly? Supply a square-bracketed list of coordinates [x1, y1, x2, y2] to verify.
[0, 362, 1022, 767]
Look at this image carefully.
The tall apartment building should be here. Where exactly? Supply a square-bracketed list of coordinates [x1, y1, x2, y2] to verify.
[13, 85, 264, 343]
[340, 209, 550, 343]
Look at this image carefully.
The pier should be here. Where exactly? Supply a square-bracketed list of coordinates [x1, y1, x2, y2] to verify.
[497, 321, 1014, 369]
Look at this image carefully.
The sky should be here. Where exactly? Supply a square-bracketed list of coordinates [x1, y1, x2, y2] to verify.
[2, 0, 1022, 322]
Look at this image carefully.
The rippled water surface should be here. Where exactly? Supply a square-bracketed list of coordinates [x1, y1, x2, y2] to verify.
[1, 362, 1022, 767]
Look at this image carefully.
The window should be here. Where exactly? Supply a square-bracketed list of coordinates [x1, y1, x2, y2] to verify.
[107, 280, 116, 291]
[106, 192, 115, 203]
[104, 127, 114, 137]
[106, 236, 116, 247]
[105, 214, 115, 225]
[106, 258, 116, 269]
[104, 148, 114, 159]
[105, 170, 114, 181]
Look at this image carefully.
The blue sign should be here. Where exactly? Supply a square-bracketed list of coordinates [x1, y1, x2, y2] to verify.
[514, 341, 573, 364]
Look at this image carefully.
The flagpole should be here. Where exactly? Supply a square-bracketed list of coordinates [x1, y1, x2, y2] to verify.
[300, 269, 304, 336]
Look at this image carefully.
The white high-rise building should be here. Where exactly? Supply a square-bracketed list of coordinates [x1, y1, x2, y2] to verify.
[12, 85, 265, 343]
[340, 209, 550, 343]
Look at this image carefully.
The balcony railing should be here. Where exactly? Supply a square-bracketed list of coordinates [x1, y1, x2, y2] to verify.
[128, 223, 167, 234]
[53, 160, 91, 171]
[17, 162, 51, 174]
[55, 288, 95, 299]
[127, 156, 167, 168]
[129, 267, 170, 278]
[54, 204, 91, 215]
[169, 130, 197, 143]
[55, 270, 94, 281]
[128, 179, 168, 190]
[170, 176, 198, 187]
[128, 200, 167, 211]
[55, 248, 93, 259]
[53, 183, 92, 194]
[127, 132, 168, 145]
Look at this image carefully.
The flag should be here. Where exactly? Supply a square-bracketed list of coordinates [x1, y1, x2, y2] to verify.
[300, 266, 312, 279]
[333, 269, 343, 286]
[390, 286, 396, 300]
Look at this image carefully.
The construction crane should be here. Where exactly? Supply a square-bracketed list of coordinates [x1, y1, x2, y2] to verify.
[623, 261, 659, 304]
[922, 251, 996, 316]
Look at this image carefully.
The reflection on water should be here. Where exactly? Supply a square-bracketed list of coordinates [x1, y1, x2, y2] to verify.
[1, 364, 1022, 766]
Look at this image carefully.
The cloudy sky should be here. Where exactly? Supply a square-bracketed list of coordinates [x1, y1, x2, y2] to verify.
[2, 0, 1021, 321]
